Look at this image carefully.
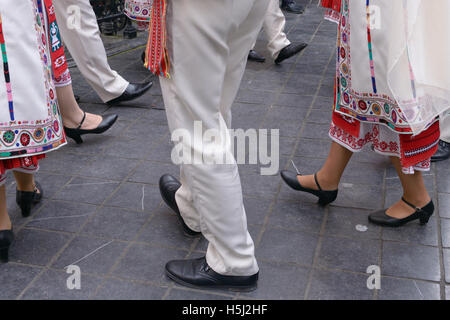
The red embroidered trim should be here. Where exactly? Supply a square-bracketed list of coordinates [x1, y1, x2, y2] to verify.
[144, 0, 170, 78]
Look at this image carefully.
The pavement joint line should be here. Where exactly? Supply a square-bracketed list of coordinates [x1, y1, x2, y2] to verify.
[64, 239, 115, 269]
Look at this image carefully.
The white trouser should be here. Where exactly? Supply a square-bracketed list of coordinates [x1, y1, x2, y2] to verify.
[440, 113, 450, 143]
[160, 0, 269, 276]
[54, 0, 129, 102]
[252, 0, 291, 59]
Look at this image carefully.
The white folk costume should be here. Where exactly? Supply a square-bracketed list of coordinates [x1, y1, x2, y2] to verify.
[440, 113, 450, 143]
[124, 0, 152, 30]
[0, 0, 67, 186]
[322, 0, 450, 173]
[146, 0, 269, 276]
[53, 0, 129, 103]
[253, 0, 291, 60]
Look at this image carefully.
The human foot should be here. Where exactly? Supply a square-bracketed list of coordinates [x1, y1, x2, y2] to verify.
[280, 171, 338, 205]
[385, 196, 431, 219]
[64, 112, 102, 130]
[297, 172, 338, 191]
[368, 197, 434, 227]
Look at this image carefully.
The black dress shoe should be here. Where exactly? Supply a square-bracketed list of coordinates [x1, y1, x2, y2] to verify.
[166, 257, 258, 292]
[16, 181, 43, 218]
[248, 50, 266, 63]
[64, 112, 118, 144]
[368, 197, 434, 227]
[159, 174, 201, 237]
[0, 229, 14, 263]
[280, 0, 305, 14]
[280, 170, 338, 205]
[431, 140, 450, 162]
[275, 43, 308, 64]
[106, 81, 153, 105]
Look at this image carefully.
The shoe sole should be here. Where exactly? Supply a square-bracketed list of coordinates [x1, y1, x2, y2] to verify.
[165, 269, 258, 293]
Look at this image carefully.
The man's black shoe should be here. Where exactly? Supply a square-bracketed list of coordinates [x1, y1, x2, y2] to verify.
[280, 0, 305, 14]
[431, 140, 450, 162]
[248, 50, 266, 63]
[159, 174, 201, 237]
[275, 43, 308, 64]
[165, 257, 258, 292]
[106, 81, 153, 105]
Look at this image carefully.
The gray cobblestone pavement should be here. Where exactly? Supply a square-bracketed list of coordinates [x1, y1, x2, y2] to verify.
[1, 0, 449, 300]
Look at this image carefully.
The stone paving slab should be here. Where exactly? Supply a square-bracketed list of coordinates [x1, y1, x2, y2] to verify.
[1, 0, 449, 300]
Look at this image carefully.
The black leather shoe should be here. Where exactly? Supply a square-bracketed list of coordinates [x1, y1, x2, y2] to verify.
[431, 140, 450, 162]
[106, 81, 153, 105]
[159, 174, 201, 237]
[280, 170, 338, 205]
[275, 43, 308, 64]
[368, 197, 434, 227]
[64, 112, 118, 144]
[16, 181, 43, 218]
[0, 229, 14, 263]
[166, 257, 258, 292]
[248, 50, 266, 63]
[280, 0, 305, 14]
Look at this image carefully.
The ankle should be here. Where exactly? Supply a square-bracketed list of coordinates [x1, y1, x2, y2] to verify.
[402, 194, 431, 208]
[16, 182, 35, 193]
[316, 171, 339, 190]
[0, 216, 12, 231]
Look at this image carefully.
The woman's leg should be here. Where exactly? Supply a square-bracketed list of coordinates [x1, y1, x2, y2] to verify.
[13, 171, 37, 193]
[297, 141, 353, 190]
[0, 184, 11, 231]
[385, 156, 431, 218]
[56, 84, 102, 130]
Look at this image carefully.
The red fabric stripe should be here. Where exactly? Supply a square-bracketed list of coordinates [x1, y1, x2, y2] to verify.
[0, 155, 45, 175]
[400, 121, 440, 168]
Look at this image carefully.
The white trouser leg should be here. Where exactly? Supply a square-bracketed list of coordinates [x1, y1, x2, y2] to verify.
[440, 113, 450, 143]
[53, 0, 129, 102]
[263, 0, 291, 59]
[160, 0, 269, 276]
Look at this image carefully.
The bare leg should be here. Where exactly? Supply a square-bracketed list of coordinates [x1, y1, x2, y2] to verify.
[13, 171, 38, 193]
[0, 185, 11, 231]
[56, 84, 102, 130]
[385, 156, 431, 219]
[298, 141, 353, 190]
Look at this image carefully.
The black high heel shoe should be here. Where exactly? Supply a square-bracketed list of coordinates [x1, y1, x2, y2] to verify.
[64, 112, 118, 144]
[280, 170, 338, 206]
[0, 229, 14, 263]
[16, 181, 43, 218]
[368, 197, 434, 227]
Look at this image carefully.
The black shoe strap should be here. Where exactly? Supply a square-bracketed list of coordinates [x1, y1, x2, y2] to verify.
[401, 197, 421, 212]
[314, 173, 323, 191]
[76, 112, 87, 130]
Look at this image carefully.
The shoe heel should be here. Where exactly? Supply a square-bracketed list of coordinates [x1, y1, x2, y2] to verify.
[419, 213, 432, 225]
[18, 201, 32, 218]
[0, 247, 10, 263]
[71, 133, 83, 144]
[64, 127, 84, 144]
[318, 190, 338, 206]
